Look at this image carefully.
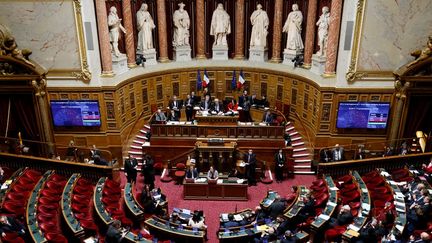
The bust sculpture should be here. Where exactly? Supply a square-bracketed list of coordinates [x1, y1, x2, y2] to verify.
[108, 6, 126, 57]
[316, 6, 330, 57]
[210, 3, 231, 47]
[137, 3, 156, 51]
[173, 2, 190, 47]
[283, 4, 304, 51]
[250, 4, 269, 48]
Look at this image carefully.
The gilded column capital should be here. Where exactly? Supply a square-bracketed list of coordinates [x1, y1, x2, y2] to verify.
[394, 80, 410, 100]
[32, 79, 47, 97]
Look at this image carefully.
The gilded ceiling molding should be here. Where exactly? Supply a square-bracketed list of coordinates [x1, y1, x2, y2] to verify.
[345, 0, 393, 82]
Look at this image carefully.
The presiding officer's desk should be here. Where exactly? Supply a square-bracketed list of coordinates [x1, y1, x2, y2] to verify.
[183, 177, 248, 201]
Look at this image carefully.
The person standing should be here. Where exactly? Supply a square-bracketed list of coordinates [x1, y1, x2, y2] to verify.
[124, 154, 138, 183]
[169, 95, 182, 119]
[244, 149, 257, 186]
[184, 94, 194, 121]
[274, 149, 286, 183]
[331, 144, 344, 162]
[142, 154, 155, 190]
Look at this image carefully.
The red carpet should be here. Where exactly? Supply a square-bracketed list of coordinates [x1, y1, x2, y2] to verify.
[120, 172, 315, 243]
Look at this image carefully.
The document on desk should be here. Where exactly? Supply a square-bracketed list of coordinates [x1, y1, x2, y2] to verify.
[361, 188, 368, 193]
[394, 201, 405, 207]
[221, 214, 229, 222]
[327, 201, 336, 207]
[318, 214, 330, 220]
[329, 187, 339, 191]
[361, 203, 370, 211]
[182, 209, 191, 215]
[348, 224, 360, 232]
[236, 179, 245, 184]
[395, 192, 404, 198]
[217, 179, 223, 184]
[396, 207, 405, 213]
[395, 224, 404, 232]
[233, 214, 243, 221]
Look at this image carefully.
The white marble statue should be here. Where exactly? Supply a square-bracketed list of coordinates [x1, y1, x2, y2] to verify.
[250, 4, 269, 48]
[210, 3, 231, 47]
[173, 2, 190, 47]
[108, 6, 126, 57]
[316, 6, 330, 57]
[137, 3, 156, 51]
[283, 4, 304, 51]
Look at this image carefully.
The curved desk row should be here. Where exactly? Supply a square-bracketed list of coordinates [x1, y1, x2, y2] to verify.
[343, 171, 371, 240]
[61, 173, 85, 237]
[27, 170, 53, 243]
[284, 186, 309, 219]
[0, 167, 25, 207]
[311, 176, 338, 231]
[124, 182, 145, 220]
[145, 216, 206, 243]
[379, 169, 407, 236]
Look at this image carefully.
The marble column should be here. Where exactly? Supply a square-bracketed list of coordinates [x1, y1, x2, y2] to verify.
[196, 0, 206, 59]
[122, 0, 136, 68]
[234, 0, 245, 60]
[303, 0, 318, 68]
[270, 0, 283, 63]
[95, 0, 113, 76]
[324, 0, 343, 76]
[156, 0, 169, 62]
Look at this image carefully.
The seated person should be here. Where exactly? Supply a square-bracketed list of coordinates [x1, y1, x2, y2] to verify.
[262, 110, 273, 124]
[422, 157, 432, 174]
[168, 109, 179, 122]
[260, 95, 269, 108]
[223, 214, 240, 228]
[280, 230, 297, 243]
[250, 94, 259, 107]
[186, 165, 198, 179]
[329, 205, 353, 227]
[105, 220, 126, 243]
[93, 155, 109, 166]
[170, 212, 182, 225]
[357, 218, 388, 243]
[268, 195, 286, 219]
[0, 215, 26, 238]
[383, 145, 394, 157]
[200, 95, 212, 111]
[188, 213, 207, 229]
[141, 185, 156, 214]
[211, 98, 224, 115]
[0, 167, 4, 183]
[154, 109, 167, 122]
[226, 99, 239, 115]
[207, 166, 219, 180]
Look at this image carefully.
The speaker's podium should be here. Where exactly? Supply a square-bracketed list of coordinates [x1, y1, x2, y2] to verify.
[195, 138, 237, 170]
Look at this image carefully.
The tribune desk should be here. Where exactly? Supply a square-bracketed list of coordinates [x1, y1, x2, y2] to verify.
[195, 115, 239, 125]
[183, 177, 248, 201]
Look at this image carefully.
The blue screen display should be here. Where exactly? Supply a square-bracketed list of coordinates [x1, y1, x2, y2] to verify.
[336, 102, 390, 129]
[50, 100, 101, 127]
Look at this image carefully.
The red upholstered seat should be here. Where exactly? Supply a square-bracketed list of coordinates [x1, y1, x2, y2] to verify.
[174, 163, 186, 184]
[37, 205, 57, 215]
[80, 219, 98, 231]
[105, 179, 120, 189]
[73, 186, 93, 195]
[45, 233, 68, 243]
[325, 226, 346, 242]
[103, 187, 121, 196]
[50, 174, 66, 183]
[23, 169, 42, 179]
[3, 202, 25, 215]
[312, 179, 325, 187]
[37, 213, 57, 223]
[1, 232, 25, 243]
[40, 223, 61, 233]
[40, 190, 61, 200]
[314, 193, 329, 207]
[6, 192, 26, 201]
[337, 174, 352, 184]
[76, 178, 91, 187]
[38, 196, 58, 205]
[11, 184, 33, 192]
[342, 191, 360, 204]
[349, 201, 361, 209]
[74, 213, 92, 221]
[102, 196, 119, 206]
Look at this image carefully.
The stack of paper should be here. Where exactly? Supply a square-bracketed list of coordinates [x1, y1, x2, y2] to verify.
[318, 214, 330, 220]
[233, 214, 243, 221]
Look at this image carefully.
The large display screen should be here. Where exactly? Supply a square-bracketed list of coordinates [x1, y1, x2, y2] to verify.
[336, 102, 390, 129]
[50, 100, 101, 127]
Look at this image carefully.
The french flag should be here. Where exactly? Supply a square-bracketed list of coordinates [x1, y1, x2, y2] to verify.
[237, 70, 245, 89]
[203, 70, 210, 88]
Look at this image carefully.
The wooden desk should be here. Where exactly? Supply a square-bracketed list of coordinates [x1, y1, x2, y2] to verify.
[124, 182, 145, 221]
[61, 173, 85, 238]
[284, 186, 309, 218]
[311, 176, 338, 231]
[0, 167, 24, 207]
[93, 177, 114, 225]
[183, 178, 248, 201]
[195, 115, 239, 125]
[145, 216, 205, 243]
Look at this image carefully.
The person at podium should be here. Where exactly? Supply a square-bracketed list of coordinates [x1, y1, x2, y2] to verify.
[238, 90, 249, 107]
[186, 165, 198, 179]
[184, 94, 195, 121]
[200, 95, 212, 112]
[211, 98, 223, 115]
[207, 166, 219, 180]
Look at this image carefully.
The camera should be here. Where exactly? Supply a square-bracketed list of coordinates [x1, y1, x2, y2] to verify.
[291, 54, 304, 68]
[136, 54, 146, 67]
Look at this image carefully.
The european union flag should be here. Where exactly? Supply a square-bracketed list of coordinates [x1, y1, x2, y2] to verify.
[231, 70, 237, 90]
[197, 70, 202, 90]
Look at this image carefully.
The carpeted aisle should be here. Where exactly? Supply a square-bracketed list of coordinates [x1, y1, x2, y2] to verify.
[121, 173, 316, 243]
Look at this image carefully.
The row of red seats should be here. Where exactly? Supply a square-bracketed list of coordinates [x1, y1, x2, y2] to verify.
[36, 173, 68, 243]
[362, 170, 395, 222]
[102, 179, 132, 227]
[71, 177, 98, 233]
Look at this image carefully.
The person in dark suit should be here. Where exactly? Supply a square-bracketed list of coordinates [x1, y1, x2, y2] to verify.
[0, 215, 26, 238]
[250, 94, 259, 107]
[200, 95, 212, 111]
[383, 145, 394, 157]
[66, 140, 78, 161]
[320, 148, 332, 162]
[244, 149, 257, 186]
[329, 205, 353, 227]
[168, 110, 179, 121]
[154, 109, 167, 122]
[93, 155, 109, 166]
[262, 110, 273, 124]
[105, 220, 126, 243]
[280, 230, 297, 243]
[331, 144, 345, 162]
[260, 95, 269, 108]
[141, 185, 156, 214]
[169, 95, 182, 118]
[124, 154, 138, 183]
[186, 165, 198, 179]
[354, 145, 366, 160]
[90, 144, 101, 160]
[211, 98, 223, 114]
[269, 197, 286, 219]
[184, 94, 195, 121]
[223, 214, 240, 228]
[238, 90, 249, 107]
[242, 99, 252, 122]
[274, 149, 286, 183]
[142, 153, 155, 190]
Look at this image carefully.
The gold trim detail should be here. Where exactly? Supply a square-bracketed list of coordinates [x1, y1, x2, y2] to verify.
[345, 0, 394, 82]
[72, 0, 91, 82]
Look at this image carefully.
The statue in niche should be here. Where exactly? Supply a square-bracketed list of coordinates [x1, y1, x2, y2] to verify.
[210, 3, 231, 47]
[108, 6, 126, 57]
[137, 3, 156, 51]
[316, 6, 330, 57]
[408, 35, 432, 67]
[250, 4, 269, 48]
[283, 4, 304, 51]
[172, 2, 190, 47]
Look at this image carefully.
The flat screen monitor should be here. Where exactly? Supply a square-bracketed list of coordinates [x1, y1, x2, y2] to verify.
[336, 102, 390, 129]
[50, 100, 101, 127]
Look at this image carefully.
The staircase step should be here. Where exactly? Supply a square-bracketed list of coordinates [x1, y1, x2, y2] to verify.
[292, 141, 305, 146]
[144, 125, 151, 130]
[133, 139, 145, 145]
[140, 129, 148, 134]
[295, 159, 312, 163]
[291, 137, 302, 142]
[293, 147, 307, 152]
[294, 171, 316, 175]
[285, 127, 295, 132]
[128, 150, 142, 155]
[289, 131, 299, 136]
[136, 135, 148, 140]
[131, 145, 142, 149]
[294, 165, 311, 169]
[293, 153, 310, 158]
[142, 142, 151, 147]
